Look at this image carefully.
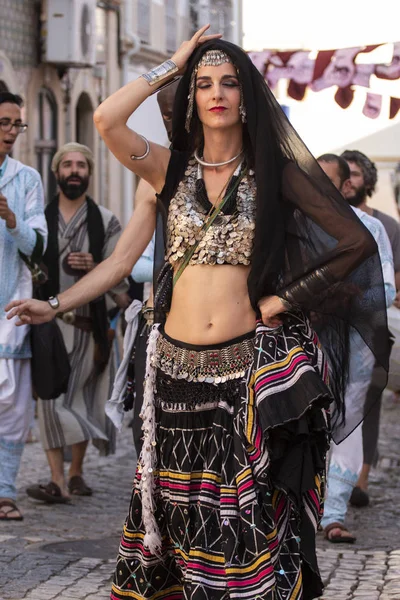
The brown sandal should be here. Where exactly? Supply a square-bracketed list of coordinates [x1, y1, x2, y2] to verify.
[324, 521, 356, 544]
[26, 482, 70, 504]
[0, 499, 24, 521]
[68, 475, 93, 496]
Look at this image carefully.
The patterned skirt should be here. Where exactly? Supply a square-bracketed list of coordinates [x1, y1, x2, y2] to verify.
[111, 313, 331, 600]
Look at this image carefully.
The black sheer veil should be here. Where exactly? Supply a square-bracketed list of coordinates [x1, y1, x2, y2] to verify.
[156, 39, 390, 443]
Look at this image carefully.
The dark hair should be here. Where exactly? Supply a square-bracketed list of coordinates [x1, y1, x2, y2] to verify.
[0, 92, 23, 107]
[341, 149, 377, 197]
[318, 153, 350, 186]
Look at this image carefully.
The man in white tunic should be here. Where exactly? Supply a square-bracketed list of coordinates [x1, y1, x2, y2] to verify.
[25, 143, 128, 503]
[318, 154, 395, 543]
[0, 92, 47, 520]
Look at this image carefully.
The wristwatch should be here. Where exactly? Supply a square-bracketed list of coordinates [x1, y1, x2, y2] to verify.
[48, 296, 60, 310]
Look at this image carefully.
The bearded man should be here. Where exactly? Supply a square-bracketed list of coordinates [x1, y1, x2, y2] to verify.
[26, 143, 128, 503]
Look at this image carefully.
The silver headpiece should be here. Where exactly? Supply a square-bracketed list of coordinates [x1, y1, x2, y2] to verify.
[185, 50, 246, 133]
[197, 49, 232, 69]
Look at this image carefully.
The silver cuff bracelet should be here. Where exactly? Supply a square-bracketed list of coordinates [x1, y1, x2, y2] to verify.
[142, 60, 179, 86]
[130, 134, 150, 161]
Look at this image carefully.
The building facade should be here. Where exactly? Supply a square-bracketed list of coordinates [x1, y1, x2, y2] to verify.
[0, 0, 243, 224]
[0, 0, 122, 214]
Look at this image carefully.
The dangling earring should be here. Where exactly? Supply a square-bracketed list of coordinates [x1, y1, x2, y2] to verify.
[239, 84, 247, 123]
[185, 71, 196, 133]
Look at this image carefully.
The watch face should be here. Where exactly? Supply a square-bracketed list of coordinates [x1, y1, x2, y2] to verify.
[49, 297, 59, 309]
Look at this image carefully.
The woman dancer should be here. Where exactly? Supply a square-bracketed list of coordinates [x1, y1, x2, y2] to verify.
[7, 26, 389, 600]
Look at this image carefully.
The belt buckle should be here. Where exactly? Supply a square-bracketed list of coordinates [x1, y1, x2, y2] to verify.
[62, 311, 76, 325]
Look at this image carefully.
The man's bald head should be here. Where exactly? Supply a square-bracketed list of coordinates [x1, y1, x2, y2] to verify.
[157, 79, 180, 141]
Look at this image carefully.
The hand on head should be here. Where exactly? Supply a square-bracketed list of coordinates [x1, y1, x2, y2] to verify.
[171, 25, 222, 73]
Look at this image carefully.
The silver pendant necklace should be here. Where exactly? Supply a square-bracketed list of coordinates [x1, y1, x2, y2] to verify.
[194, 148, 243, 168]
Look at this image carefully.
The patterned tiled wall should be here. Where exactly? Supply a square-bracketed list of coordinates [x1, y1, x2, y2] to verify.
[0, 0, 39, 68]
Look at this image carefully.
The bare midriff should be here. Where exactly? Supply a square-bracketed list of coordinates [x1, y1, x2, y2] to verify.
[164, 264, 256, 345]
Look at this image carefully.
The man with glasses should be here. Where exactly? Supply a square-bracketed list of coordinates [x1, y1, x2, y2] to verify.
[0, 92, 47, 520]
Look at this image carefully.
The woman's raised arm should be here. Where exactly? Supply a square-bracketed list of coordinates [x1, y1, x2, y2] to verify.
[93, 76, 170, 194]
[93, 25, 222, 193]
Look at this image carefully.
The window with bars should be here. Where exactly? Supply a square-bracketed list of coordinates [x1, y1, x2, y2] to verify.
[35, 87, 58, 201]
[137, 0, 150, 44]
[165, 0, 176, 54]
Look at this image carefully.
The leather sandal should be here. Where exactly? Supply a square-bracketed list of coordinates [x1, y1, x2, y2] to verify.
[324, 521, 356, 544]
[68, 475, 93, 496]
[0, 499, 24, 521]
[26, 482, 70, 504]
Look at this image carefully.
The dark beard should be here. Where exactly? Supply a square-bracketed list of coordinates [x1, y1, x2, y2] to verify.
[58, 175, 89, 200]
[347, 185, 367, 207]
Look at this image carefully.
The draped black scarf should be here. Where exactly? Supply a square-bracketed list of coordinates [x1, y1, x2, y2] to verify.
[154, 39, 390, 442]
[42, 195, 110, 370]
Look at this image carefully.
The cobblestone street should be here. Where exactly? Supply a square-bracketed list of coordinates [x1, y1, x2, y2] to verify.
[1, 394, 399, 600]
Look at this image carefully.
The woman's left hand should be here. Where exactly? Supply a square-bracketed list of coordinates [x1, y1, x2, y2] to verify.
[171, 25, 222, 73]
[258, 295, 287, 327]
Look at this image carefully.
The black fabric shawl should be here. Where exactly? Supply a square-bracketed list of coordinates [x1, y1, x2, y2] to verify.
[154, 39, 390, 442]
[42, 195, 110, 370]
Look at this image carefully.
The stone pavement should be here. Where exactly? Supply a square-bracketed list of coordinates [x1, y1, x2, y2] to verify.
[1, 394, 399, 600]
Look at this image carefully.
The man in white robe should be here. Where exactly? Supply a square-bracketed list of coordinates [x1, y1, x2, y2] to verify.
[318, 154, 395, 543]
[0, 92, 47, 520]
